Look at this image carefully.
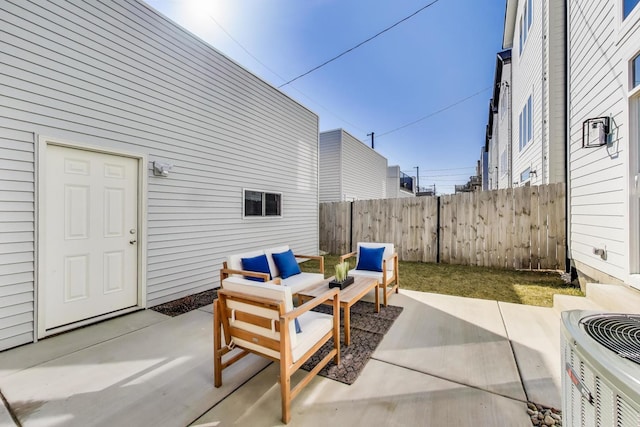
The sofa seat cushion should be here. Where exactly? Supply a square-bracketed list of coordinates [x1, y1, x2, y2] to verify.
[281, 272, 325, 294]
[348, 269, 393, 281]
[292, 311, 333, 363]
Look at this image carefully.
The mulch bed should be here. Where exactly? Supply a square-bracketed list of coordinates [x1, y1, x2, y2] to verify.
[150, 289, 217, 317]
[301, 301, 403, 385]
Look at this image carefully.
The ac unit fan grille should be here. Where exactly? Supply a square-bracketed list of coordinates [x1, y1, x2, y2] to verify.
[580, 314, 640, 365]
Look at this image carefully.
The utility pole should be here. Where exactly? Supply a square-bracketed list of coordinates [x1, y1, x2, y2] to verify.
[414, 166, 419, 193]
[367, 132, 375, 149]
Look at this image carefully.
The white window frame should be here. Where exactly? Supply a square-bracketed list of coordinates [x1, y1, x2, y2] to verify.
[519, 94, 533, 151]
[243, 188, 283, 218]
[519, 0, 533, 55]
[520, 167, 531, 184]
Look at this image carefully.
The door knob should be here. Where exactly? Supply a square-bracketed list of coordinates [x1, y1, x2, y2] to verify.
[129, 239, 137, 245]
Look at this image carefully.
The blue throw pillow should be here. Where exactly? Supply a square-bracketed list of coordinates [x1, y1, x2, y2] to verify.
[294, 318, 302, 334]
[241, 254, 271, 282]
[356, 246, 385, 272]
[272, 249, 301, 279]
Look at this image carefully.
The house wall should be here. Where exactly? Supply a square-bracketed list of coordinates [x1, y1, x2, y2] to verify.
[0, 0, 319, 351]
[567, 0, 640, 285]
[508, 0, 566, 186]
[497, 61, 513, 188]
[511, 0, 544, 185]
[341, 130, 387, 200]
[386, 165, 415, 198]
[319, 129, 342, 203]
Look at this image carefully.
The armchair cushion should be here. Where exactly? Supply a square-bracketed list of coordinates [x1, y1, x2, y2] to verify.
[272, 249, 302, 279]
[241, 254, 272, 282]
[356, 246, 385, 272]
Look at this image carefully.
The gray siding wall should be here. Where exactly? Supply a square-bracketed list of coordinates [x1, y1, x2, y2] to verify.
[341, 130, 387, 200]
[319, 129, 342, 202]
[567, 0, 639, 282]
[0, 0, 319, 350]
[0, 126, 35, 351]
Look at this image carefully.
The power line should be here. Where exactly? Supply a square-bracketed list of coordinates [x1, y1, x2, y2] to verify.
[377, 86, 491, 137]
[206, 14, 367, 133]
[402, 166, 475, 174]
[278, 0, 442, 88]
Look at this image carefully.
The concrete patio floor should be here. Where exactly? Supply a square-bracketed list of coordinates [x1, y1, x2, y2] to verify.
[0, 289, 562, 426]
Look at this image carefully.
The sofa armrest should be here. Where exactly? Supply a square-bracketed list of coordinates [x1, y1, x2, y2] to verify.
[293, 254, 324, 274]
[339, 252, 357, 263]
[220, 268, 270, 284]
[282, 287, 339, 321]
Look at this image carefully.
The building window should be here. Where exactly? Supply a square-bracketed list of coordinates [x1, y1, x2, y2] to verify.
[519, 0, 533, 53]
[633, 52, 640, 89]
[520, 167, 531, 182]
[244, 189, 282, 217]
[625, 0, 640, 18]
[519, 95, 533, 151]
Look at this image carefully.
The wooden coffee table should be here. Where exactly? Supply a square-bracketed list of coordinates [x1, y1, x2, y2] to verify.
[297, 276, 379, 346]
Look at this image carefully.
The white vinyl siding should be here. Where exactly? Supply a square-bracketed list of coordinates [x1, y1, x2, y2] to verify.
[567, 0, 640, 282]
[319, 130, 342, 203]
[497, 61, 512, 188]
[319, 129, 387, 201]
[0, 0, 319, 350]
[509, 0, 565, 187]
[341, 130, 387, 201]
[0, 126, 35, 350]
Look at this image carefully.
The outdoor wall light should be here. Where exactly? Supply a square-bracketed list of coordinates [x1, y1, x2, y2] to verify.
[153, 161, 173, 177]
[582, 117, 610, 148]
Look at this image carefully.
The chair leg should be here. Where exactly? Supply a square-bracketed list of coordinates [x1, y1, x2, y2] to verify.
[213, 299, 223, 388]
[280, 360, 291, 424]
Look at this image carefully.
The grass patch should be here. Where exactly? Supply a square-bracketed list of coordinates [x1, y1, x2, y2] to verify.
[300, 254, 583, 307]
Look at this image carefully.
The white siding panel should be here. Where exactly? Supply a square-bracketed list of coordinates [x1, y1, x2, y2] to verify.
[341, 130, 387, 200]
[319, 130, 342, 202]
[0, 0, 320, 349]
[568, 0, 640, 282]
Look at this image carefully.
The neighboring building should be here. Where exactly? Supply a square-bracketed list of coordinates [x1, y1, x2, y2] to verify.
[480, 144, 489, 191]
[566, 0, 640, 288]
[0, 0, 320, 351]
[502, 0, 566, 186]
[455, 161, 482, 193]
[319, 129, 387, 202]
[386, 166, 416, 198]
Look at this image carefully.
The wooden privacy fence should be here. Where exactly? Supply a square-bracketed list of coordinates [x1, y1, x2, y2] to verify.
[319, 183, 566, 270]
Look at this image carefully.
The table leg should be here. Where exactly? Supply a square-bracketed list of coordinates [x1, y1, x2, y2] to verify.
[344, 305, 350, 346]
[375, 282, 380, 313]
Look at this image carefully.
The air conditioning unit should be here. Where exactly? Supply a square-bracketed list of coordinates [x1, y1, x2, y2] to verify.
[561, 311, 640, 426]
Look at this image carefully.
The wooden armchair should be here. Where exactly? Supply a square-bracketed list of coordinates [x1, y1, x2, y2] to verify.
[214, 277, 340, 424]
[340, 242, 399, 306]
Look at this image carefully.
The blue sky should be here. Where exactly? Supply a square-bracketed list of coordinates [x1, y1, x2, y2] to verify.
[144, 0, 505, 194]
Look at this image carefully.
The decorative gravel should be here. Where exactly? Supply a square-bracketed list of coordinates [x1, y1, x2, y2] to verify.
[150, 289, 217, 317]
[527, 402, 562, 426]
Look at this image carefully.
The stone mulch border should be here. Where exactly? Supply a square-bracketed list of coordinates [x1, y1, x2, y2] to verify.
[150, 289, 217, 317]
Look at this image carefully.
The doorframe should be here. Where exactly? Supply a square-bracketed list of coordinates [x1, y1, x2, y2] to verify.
[35, 136, 148, 339]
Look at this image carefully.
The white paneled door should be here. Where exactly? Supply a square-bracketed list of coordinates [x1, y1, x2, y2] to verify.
[44, 145, 139, 331]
